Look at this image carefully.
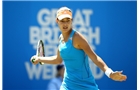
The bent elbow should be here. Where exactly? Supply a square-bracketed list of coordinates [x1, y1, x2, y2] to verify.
[57, 60, 62, 64]
[55, 59, 63, 64]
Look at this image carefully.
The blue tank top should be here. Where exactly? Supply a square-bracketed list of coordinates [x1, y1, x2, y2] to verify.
[59, 30, 98, 90]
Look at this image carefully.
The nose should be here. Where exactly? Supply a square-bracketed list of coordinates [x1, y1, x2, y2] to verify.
[63, 22, 69, 26]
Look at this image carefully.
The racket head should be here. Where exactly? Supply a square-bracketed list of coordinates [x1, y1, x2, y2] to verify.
[32, 40, 45, 65]
[37, 40, 45, 65]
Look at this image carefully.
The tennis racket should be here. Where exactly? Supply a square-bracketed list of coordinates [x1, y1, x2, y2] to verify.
[32, 40, 45, 65]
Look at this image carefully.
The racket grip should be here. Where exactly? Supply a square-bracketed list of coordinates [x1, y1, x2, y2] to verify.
[39, 62, 44, 65]
[32, 59, 35, 63]
[32, 59, 44, 65]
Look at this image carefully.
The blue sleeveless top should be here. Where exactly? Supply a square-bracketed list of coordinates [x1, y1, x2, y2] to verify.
[59, 30, 98, 90]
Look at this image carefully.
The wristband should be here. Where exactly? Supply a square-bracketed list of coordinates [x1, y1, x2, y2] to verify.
[105, 68, 113, 78]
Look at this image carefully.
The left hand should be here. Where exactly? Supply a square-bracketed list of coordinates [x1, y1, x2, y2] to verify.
[30, 55, 40, 65]
[110, 71, 127, 81]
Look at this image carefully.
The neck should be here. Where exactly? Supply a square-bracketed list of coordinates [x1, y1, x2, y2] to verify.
[62, 29, 72, 41]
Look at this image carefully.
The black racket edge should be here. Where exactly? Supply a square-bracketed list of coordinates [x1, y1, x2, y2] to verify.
[39, 40, 45, 65]
[31, 40, 45, 65]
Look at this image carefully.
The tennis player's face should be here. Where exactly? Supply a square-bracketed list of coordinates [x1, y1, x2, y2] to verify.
[57, 18, 72, 32]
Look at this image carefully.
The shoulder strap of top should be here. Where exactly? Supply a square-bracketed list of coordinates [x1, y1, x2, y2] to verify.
[59, 30, 76, 43]
[69, 30, 76, 39]
[59, 34, 62, 43]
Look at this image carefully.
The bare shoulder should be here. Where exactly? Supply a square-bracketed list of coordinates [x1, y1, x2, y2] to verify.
[73, 31, 87, 42]
[73, 31, 88, 49]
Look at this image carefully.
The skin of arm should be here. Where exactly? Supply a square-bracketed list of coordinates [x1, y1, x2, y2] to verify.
[30, 49, 63, 65]
[72, 32, 127, 81]
[73, 32, 108, 72]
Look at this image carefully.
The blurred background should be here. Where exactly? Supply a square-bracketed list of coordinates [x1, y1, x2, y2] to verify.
[3, 1, 137, 90]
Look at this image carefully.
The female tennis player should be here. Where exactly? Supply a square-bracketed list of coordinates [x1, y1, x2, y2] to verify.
[30, 7, 127, 90]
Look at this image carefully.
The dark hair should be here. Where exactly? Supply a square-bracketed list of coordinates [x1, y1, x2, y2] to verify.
[56, 64, 64, 71]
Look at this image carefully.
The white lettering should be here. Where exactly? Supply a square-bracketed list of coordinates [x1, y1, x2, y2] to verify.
[45, 44, 58, 56]
[89, 59, 104, 79]
[41, 27, 52, 43]
[77, 26, 88, 40]
[73, 9, 85, 26]
[30, 26, 40, 49]
[25, 62, 42, 80]
[52, 27, 60, 44]
[29, 8, 102, 80]
[42, 64, 56, 79]
[25, 62, 56, 80]
[89, 27, 100, 45]
[51, 9, 58, 27]
[37, 8, 51, 26]
[82, 9, 93, 27]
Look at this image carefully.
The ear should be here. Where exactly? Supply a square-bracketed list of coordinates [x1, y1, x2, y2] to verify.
[56, 18, 58, 23]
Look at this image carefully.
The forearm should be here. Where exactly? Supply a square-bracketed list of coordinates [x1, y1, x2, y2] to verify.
[93, 56, 109, 72]
[38, 55, 62, 64]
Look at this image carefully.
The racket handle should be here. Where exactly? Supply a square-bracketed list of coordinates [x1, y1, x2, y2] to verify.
[39, 62, 44, 65]
[32, 59, 44, 65]
[32, 59, 35, 63]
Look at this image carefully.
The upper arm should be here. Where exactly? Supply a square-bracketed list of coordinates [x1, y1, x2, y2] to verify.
[56, 34, 63, 64]
[73, 32, 98, 62]
[73, 32, 108, 72]
[55, 49, 63, 64]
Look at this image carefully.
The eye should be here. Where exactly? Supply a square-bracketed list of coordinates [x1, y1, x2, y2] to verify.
[60, 20, 64, 22]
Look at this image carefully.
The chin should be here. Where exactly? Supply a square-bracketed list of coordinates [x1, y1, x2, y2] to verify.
[62, 29, 70, 32]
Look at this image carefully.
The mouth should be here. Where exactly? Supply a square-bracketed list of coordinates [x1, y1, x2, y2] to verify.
[63, 26, 68, 30]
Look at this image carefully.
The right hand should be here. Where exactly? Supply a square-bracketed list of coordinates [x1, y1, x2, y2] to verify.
[30, 55, 40, 65]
